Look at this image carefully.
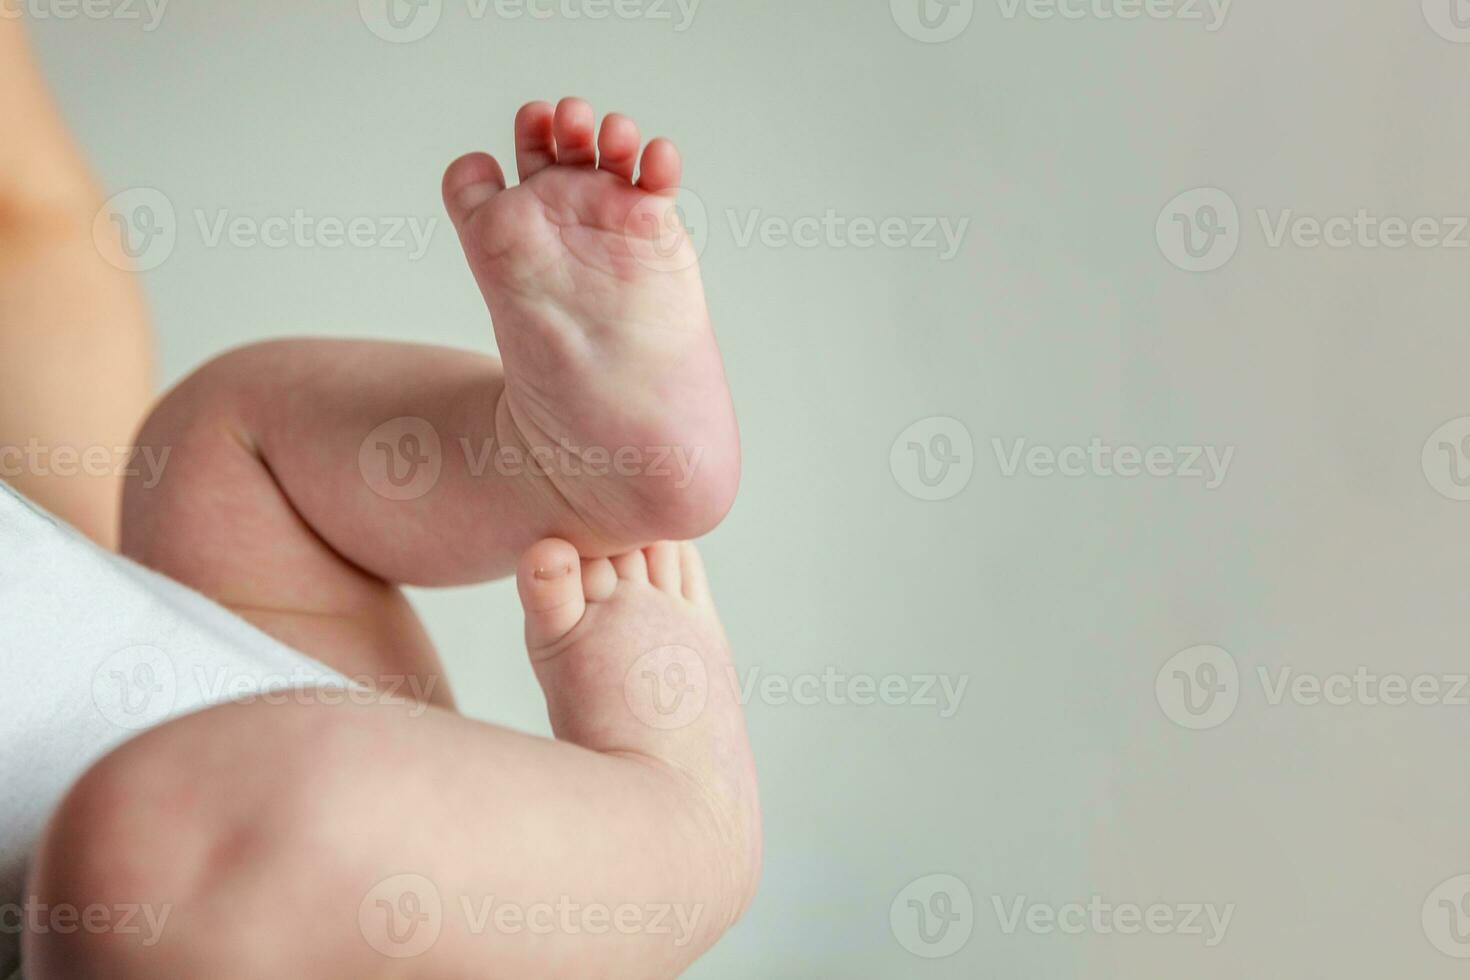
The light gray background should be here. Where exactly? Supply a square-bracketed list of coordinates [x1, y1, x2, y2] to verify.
[27, 0, 1470, 975]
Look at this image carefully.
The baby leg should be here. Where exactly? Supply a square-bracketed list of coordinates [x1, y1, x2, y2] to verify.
[23, 540, 759, 980]
[121, 333, 719, 688]
[123, 98, 739, 685]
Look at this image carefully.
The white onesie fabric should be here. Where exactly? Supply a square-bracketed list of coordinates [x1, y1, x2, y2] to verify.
[0, 484, 348, 978]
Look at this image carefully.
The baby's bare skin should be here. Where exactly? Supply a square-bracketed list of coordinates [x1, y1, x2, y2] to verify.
[120, 99, 739, 700]
[444, 99, 740, 547]
[26, 99, 760, 979]
[0, 16, 153, 548]
[27, 540, 760, 980]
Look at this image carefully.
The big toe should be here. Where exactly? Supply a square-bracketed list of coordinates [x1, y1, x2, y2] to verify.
[442, 152, 507, 229]
[517, 539, 588, 652]
[637, 138, 683, 194]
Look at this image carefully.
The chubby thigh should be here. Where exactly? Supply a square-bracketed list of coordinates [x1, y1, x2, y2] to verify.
[22, 697, 744, 980]
[0, 484, 347, 978]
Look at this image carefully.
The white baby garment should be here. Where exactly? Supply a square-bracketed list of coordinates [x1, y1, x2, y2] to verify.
[0, 484, 348, 977]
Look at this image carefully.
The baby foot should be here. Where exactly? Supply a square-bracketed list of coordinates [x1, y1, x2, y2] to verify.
[442, 99, 739, 552]
[515, 538, 761, 888]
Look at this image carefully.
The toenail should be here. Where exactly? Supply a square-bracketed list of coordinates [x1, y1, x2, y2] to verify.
[535, 564, 574, 581]
[456, 183, 498, 211]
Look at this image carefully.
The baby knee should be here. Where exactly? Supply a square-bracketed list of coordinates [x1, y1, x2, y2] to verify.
[22, 733, 208, 979]
[22, 703, 358, 979]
